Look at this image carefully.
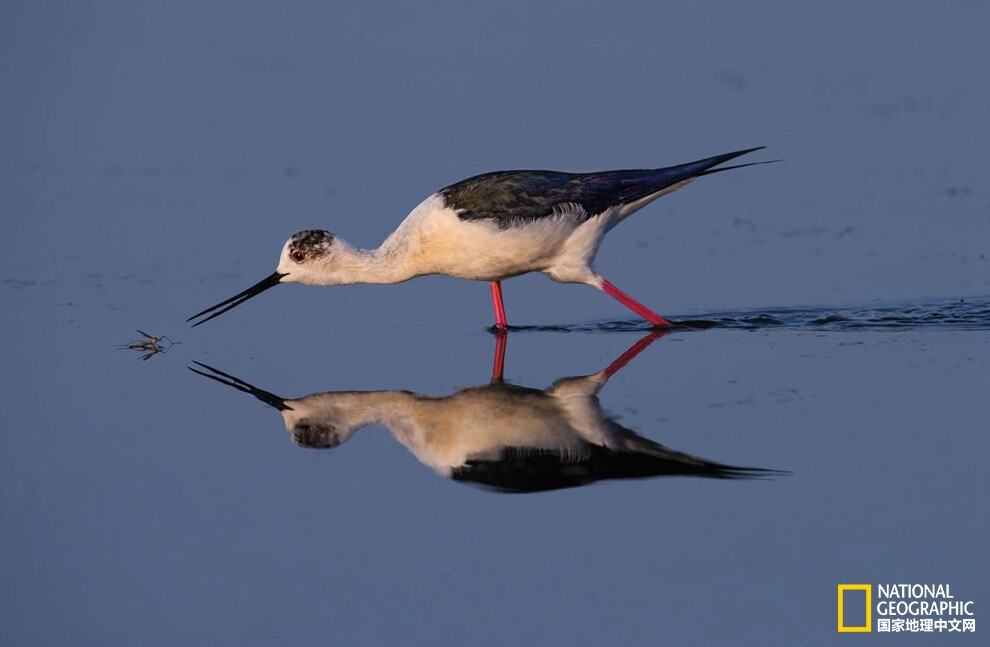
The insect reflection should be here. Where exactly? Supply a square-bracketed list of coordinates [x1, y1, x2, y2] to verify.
[119, 329, 176, 361]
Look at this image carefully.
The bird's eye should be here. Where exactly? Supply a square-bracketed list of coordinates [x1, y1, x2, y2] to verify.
[291, 250, 306, 263]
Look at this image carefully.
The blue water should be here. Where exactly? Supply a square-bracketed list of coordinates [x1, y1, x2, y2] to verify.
[1, 2, 986, 645]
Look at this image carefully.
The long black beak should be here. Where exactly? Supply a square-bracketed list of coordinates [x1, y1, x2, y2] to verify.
[188, 361, 291, 411]
[187, 271, 286, 327]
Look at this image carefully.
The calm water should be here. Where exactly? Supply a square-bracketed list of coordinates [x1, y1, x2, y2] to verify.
[1, 2, 987, 645]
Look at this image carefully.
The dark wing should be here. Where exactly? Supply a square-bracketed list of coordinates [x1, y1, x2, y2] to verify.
[451, 423, 784, 494]
[440, 147, 765, 226]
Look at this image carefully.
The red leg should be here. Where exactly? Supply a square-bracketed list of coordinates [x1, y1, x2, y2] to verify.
[490, 281, 508, 329]
[602, 331, 666, 380]
[491, 329, 507, 381]
[600, 279, 673, 327]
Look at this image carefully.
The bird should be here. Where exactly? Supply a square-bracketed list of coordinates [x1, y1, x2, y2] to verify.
[188, 147, 772, 329]
[189, 332, 781, 493]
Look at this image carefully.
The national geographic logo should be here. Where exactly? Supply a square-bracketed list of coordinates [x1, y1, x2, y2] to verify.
[838, 584, 977, 633]
[837, 585, 871, 632]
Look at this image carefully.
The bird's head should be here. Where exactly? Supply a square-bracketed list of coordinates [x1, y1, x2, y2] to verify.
[187, 362, 366, 450]
[276, 229, 338, 285]
[188, 229, 339, 327]
[281, 391, 384, 450]
[283, 415, 350, 449]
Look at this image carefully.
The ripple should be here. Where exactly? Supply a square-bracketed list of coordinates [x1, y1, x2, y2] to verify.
[504, 297, 990, 333]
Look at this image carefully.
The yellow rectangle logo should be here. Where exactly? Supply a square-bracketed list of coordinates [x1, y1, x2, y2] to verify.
[838, 584, 872, 632]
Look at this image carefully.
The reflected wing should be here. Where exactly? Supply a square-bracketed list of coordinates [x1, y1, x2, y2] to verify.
[451, 422, 785, 493]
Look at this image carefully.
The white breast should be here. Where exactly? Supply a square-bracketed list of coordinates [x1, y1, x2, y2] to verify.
[384, 194, 608, 284]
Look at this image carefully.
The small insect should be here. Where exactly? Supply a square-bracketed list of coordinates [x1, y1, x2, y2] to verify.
[131, 329, 171, 348]
[118, 329, 176, 361]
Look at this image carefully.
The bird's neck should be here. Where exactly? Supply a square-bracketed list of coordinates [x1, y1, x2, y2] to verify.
[282, 391, 419, 446]
[328, 240, 421, 285]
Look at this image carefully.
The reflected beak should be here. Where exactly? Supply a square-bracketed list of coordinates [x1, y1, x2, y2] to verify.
[187, 271, 286, 327]
[188, 361, 291, 411]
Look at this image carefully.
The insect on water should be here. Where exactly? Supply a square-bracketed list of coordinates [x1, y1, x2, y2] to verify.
[119, 329, 176, 361]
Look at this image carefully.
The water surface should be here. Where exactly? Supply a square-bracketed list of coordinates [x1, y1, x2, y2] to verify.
[1, 2, 986, 645]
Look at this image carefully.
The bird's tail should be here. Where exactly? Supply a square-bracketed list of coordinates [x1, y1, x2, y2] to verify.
[644, 146, 775, 190]
[605, 147, 773, 221]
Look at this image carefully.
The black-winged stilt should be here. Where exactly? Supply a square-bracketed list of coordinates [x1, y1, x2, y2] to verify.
[190, 331, 781, 492]
[189, 147, 771, 329]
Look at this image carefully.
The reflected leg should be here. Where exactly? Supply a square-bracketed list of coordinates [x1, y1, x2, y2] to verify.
[601, 331, 666, 380]
[491, 329, 507, 382]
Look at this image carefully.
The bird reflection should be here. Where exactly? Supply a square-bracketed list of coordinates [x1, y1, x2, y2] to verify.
[190, 332, 782, 493]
